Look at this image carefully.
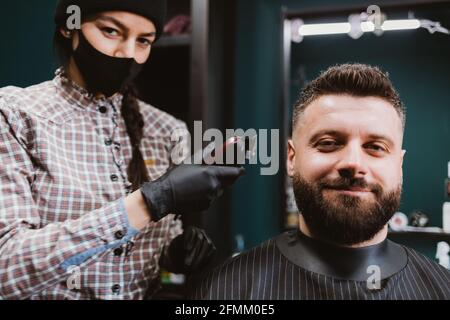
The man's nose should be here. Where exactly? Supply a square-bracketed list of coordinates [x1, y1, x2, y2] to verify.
[115, 40, 136, 59]
[335, 143, 368, 179]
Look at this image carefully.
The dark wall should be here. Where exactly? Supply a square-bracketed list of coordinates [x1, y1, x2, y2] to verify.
[231, 0, 283, 250]
[0, 1, 57, 87]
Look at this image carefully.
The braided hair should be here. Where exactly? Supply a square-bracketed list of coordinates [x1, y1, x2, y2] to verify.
[121, 85, 151, 191]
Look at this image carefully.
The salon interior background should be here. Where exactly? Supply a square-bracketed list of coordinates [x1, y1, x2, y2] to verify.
[0, 0, 449, 258]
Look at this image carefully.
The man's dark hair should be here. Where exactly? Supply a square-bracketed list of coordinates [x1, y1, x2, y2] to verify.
[292, 63, 406, 132]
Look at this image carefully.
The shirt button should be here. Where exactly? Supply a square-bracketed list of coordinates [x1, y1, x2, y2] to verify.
[104, 138, 113, 146]
[115, 230, 125, 240]
[111, 284, 121, 294]
[110, 174, 119, 182]
[98, 106, 107, 114]
[114, 247, 124, 257]
[125, 241, 135, 256]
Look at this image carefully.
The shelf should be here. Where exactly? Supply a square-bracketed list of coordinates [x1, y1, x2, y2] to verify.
[155, 34, 192, 47]
[388, 228, 450, 242]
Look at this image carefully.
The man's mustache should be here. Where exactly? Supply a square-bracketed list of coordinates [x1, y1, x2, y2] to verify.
[318, 177, 382, 195]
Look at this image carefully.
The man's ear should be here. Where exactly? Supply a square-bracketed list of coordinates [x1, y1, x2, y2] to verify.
[401, 149, 406, 167]
[287, 139, 296, 177]
[399, 149, 406, 182]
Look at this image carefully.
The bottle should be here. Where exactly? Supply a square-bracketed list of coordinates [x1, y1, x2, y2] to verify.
[232, 234, 245, 258]
[436, 241, 450, 270]
[446, 161, 450, 199]
[444, 162, 450, 233]
[444, 202, 450, 233]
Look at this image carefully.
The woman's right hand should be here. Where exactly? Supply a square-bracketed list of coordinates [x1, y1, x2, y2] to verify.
[139, 164, 245, 222]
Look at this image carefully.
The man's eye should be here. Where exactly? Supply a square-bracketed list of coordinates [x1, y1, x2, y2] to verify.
[366, 144, 386, 152]
[318, 140, 337, 146]
[316, 140, 339, 150]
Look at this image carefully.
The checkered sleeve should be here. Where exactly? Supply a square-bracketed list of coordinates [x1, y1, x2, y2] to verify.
[0, 101, 136, 299]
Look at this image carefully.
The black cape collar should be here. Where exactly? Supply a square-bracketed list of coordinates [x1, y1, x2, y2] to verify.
[276, 229, 408, 281]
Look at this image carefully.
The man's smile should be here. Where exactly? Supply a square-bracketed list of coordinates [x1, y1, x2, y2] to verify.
[324, 186, 372, 197]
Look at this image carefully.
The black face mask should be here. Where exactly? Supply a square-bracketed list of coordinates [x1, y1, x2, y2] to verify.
[72, 31, 144, 97]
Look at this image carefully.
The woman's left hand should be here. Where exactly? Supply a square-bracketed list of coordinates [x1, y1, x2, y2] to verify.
[159, 226, 216, 274]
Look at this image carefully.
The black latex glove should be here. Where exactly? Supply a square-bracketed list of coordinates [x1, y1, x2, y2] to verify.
[140, 164, 245, 222]
[159, 226, 217, 274]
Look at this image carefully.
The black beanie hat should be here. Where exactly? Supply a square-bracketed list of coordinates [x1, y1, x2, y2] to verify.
[54, 0, 167, 41]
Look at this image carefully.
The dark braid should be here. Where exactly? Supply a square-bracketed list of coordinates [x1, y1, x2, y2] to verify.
[121, 85, 151, 191]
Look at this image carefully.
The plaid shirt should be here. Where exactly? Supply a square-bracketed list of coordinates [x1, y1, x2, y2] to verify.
[0, 68, 186, 300]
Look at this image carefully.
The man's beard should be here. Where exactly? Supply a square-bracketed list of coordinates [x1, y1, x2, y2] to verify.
[292, 172, 402, 246]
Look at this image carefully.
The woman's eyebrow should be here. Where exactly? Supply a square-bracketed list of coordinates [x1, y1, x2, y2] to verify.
[97, 16, 127, 30]
[140, 31, 156, 38]
[97, 16, 156, 38]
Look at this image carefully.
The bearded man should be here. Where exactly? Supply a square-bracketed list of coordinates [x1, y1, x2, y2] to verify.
[192, 63, 450, 300]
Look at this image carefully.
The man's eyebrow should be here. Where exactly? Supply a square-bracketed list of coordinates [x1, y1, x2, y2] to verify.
[366, 134, 395, 147]
[97, 16, 156, 38]
[308, 130, 395, 146]
[308, 130, 344, 143]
